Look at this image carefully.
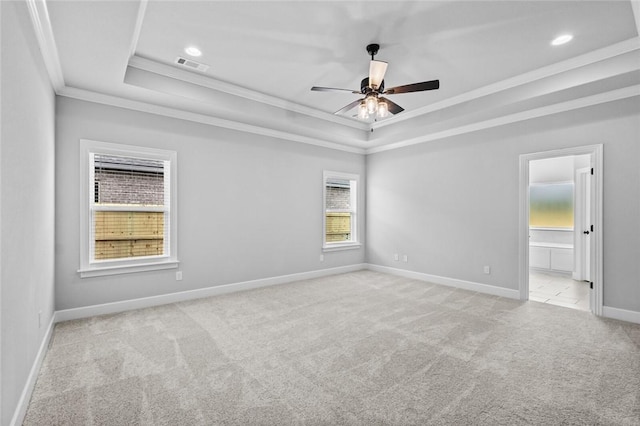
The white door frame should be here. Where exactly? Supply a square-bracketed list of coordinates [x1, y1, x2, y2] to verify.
[519, 144, 603, 315]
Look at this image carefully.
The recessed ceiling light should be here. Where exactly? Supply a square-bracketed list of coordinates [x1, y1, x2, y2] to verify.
[184, 46, 202, 57]
[551, 34, 573, 46]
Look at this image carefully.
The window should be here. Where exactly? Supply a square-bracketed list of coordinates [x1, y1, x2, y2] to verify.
[529, 183, 574, 229]
[323, 171, 360, 251]
[79, 140, 178, 277]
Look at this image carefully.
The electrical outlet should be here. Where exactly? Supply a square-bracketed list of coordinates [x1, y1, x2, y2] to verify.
[484, 266, 491, 274]
[394, 253, 399, 261]
[320, 254, 324, 262]
[176, 271, 183, 281]
[403, 254, 408, 262]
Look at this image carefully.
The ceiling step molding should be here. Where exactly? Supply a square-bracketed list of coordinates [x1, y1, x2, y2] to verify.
[372, 36, 640, 131]
[58, 86, 366, 154]
[127, 0, 148, 60]
[128, 55, 367, 132]
[366, 84, 640, 154]
[632, 0, 640, 35]
[125, 1, 366, 131]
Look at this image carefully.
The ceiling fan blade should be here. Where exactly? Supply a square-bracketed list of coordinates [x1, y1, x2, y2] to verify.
[334, 98, 364, 115]
[384, 79, 440, 95]
[369, 60, 388, 90]
[379, 97, 404, 115]
[311, 86, 360, 94]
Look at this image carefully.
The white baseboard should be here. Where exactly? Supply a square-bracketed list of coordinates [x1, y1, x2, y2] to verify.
[366, 264, 521, 299]
[10, 315, 56, 426]
[55, 264, 367, 322]
[602, 306, 640, 325]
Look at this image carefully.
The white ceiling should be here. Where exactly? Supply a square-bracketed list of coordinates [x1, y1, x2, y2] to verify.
[30, 1, 640, 153]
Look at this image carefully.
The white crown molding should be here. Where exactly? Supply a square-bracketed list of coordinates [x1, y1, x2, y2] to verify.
[366, 85, 640, 154]
[372, 36, 640, 132]
[128, 55, 368, 132]
[631, 1, 640, 36]
[25, 0, 64, 91]
[58, 86, 366, 154]
[127, 0, 148, 61]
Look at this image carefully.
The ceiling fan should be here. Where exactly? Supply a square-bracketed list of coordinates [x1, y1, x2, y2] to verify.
[311, 43, 440, 120]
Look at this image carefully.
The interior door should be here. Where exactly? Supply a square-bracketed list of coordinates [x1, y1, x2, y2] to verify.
[576, 166, 596, 313]
[582, 169, 591, 282]
[574, 168, 592, 282]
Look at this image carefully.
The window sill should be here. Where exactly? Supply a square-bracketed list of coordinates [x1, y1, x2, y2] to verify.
[78, 259, 179, 278]
[322, 242, 362, 252]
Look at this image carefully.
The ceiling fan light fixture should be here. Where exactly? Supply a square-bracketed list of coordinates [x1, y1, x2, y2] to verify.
[358, 102, 369, 119]
[377, 100, 389, 118]
[365, 94, 378, 114]
[369, 60, 388, 89]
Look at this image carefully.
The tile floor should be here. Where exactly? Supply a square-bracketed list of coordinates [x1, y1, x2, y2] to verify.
[529, 270, 590, 311]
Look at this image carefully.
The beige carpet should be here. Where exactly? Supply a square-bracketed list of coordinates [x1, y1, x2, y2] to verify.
[24, 270, 640, 425]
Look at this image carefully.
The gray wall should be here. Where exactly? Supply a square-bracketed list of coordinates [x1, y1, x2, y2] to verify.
[1, 2, 56, 424]
[55, 97, 366, 310]
[366, 97, 640, 312]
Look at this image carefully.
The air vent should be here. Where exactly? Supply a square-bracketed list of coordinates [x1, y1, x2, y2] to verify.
[174, 57, 209, 72]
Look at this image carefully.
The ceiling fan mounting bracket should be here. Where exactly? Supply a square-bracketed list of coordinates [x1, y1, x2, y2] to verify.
[366, 43, 380, 60]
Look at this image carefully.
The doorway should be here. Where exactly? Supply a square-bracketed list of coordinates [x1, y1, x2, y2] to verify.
[519, 145, 603, 315]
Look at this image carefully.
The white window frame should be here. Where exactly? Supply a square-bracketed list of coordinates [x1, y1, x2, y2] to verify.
[78, 139, 179, 277]
[322, 170, 361, 252]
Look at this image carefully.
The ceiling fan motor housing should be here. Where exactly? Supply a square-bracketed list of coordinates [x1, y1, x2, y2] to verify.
[361, 77, 384, 93]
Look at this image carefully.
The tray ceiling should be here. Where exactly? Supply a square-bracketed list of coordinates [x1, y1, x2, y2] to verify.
[28, 1, 640, 153]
